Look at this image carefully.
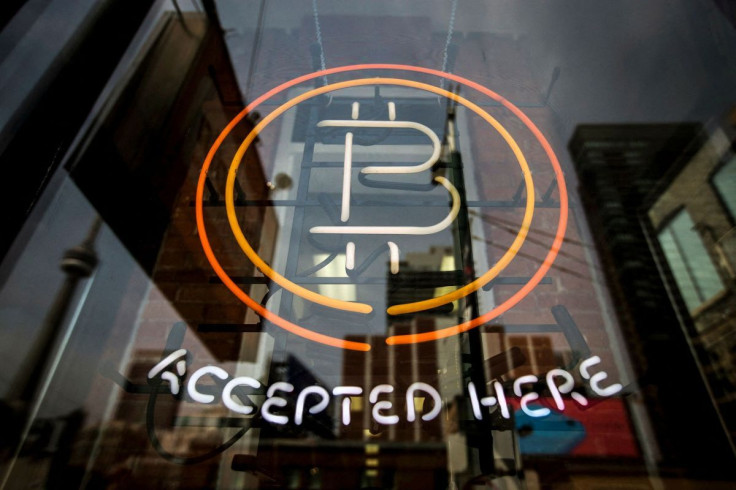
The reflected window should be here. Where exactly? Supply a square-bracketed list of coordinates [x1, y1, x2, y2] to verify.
[658, 209, 724, 313]
[713, 155, 736, 219]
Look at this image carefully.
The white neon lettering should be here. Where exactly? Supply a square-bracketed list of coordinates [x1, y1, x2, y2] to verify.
[406, 382, 442, 422]
[369, 384, 392, 403]
[571, 392, 589, 406]
[222, 376, 261, 415]
[187, 366, 228, 404]
[309, 176, 460, 235]
[579, 356, 600, 379]
[546, 369, 575, 411]
[295, 386, 330, 425]
[147, 349, 187, 378]
[262, 382, 294, 426]
[480, 396, 497, 407]
[590, 372, 622, 397]
[387, 241, 399, 274]
[148, 349, 187, 395]
[370, 384, 399, 425]
[467, 382, 483, 420]
[345, 242, 356, 271]
[351, 101, 360, 120]
[387, 101, 396, 121]
[147, 350, 625, 430]
[316, 119, 440, 174]
[341, 132, 353, 222]
[493, 381, 510, 419]
[373, 402, 399, 425]
[333, 386, 363, 425]
[161, 372, 180, 395]
[580, 356, 622, 397]
[513, 375, 550, 418]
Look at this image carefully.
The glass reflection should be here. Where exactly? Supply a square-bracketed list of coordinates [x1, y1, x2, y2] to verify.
[0, 1, 735, 489]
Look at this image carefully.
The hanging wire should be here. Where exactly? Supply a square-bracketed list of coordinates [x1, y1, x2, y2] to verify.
[311, 0, 456, 88]
[440, 0, 458, 89]
[245, 0, 267, 99]
[312, 0, 329, 86]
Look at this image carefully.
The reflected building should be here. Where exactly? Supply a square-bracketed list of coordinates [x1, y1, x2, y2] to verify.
[644, 112, 736, 445]
[569, 122, 736, 476]
[4, 10, 278, 488]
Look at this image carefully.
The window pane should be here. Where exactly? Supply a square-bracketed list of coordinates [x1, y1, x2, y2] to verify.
[714, 156, 736, 219]
[658, 227, 701, 311]
[2, 1, 736, 487]
[670, 210, 725, 307]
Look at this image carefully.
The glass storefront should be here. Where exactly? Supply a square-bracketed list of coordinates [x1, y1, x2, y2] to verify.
[1, 1, 735, 488]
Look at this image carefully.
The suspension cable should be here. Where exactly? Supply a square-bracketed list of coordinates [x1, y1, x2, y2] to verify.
[312, 0, 329, 85]
[441, 0, 458, 88]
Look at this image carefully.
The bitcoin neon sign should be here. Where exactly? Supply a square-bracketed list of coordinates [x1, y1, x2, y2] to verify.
[196, 64, 568, 351]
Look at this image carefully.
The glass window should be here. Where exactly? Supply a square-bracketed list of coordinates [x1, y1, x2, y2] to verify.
[2, 1, 736, 488]
[658, 209, 724, 312]
[713, 155, 736, 219]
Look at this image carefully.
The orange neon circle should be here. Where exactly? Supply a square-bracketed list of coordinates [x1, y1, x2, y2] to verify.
[196, 64, 568, 350]
[224, 78, 534, 317]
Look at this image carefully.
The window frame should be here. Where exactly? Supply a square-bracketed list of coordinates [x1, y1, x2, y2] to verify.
[655, 206, 727, 317]
[709, 148, 736, 226]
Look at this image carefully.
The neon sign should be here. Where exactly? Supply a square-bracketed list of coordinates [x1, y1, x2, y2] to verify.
[196, 64, 569, 350]
[148, 351, 622, 428]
